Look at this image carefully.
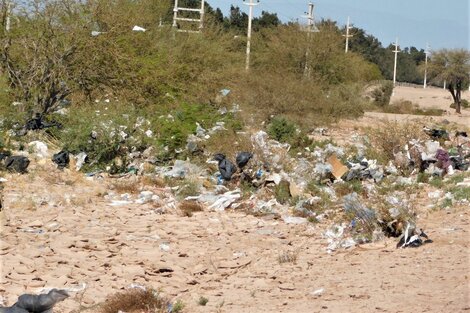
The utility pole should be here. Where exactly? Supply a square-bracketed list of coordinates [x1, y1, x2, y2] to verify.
[244, 0, 259, 71]
[343, 16, 353, 53]
[423, 43, 429, 89]
[302, 2, 319, 77]
[392, 37, 400, 87]
[5, 0, 11, 32]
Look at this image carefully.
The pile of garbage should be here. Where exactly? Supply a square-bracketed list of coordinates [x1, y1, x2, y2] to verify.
[1, 115, 468, 252]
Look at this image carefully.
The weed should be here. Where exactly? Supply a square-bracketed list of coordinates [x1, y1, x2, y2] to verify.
[176, 179, 200, 200]
[198, 296, 209, 306]
[429, 177, 444, 188]
[278, 250, 298, 264]
[110, 178, 140, 194]
[179, 201, 204, 217]
[446, 173, 466, 185]
[417, 172, 430, 183]
[171, 300, 185, 313]
[274, 180, 291, 204]
[452, 187, 470, 201]
[100, 288, 168, 313]
[440, 197, 453, 209]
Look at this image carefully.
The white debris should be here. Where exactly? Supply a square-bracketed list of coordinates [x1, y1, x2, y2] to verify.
[132, 25, 146, 32]
[28, 141, 49, 158]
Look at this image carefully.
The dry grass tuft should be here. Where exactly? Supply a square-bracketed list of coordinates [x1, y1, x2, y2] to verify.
[110, 177, 140, 194]
[278, 250, 298, 264]
[100, 288, 168, 313]
[179, 200, 204, 217]
[141, 175, 166, 188]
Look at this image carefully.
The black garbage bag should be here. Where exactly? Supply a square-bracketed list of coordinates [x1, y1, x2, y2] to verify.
[24, 114, 61, 131]
[236, 152, 253, 170]
[52, 151, 70, 169]
[3, 156, 30, 173]
[213, 153, 236, 181]
[423, 127, 449, 139]
[0, 151, 11, 162]
[0, 289, 69, 313]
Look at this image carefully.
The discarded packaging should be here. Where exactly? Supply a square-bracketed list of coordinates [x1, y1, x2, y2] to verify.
[327, 154, 348, 180]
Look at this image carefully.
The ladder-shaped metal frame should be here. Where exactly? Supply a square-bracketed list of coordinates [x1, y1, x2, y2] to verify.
[172, 0, 205, 33]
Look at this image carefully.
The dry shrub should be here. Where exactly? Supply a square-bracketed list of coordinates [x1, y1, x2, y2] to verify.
[204, 130, 252, 158]
[100, 288, 168, 313]
[366, 121, 427, 163]
[179, 200, 204, 217]
[384, 99, 445, 116]
[141, 175, 166, 188]
[110, 177, 140, 194]
[278, 250, 298, 264]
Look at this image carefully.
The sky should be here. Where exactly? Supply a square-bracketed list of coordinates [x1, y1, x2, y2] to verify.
[205, 0, 470, 51]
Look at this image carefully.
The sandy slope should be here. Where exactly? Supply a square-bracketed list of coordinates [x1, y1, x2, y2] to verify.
[0, 167, 469, 313]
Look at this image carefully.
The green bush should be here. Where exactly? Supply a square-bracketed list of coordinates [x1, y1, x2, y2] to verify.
[267, 116, 297, 143]
[371, 81, 393, 106]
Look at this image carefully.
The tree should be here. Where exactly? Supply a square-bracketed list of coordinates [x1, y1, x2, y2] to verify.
[426, 49, 470, 113]
[253, 11, 280, 31]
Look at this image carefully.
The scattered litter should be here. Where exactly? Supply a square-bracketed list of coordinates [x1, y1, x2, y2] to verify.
[311, 288, 324, 297]
[159, 243, 170, 252]
[397, 223, 432, 248]
[282, 216, 307, 224]
[132, 25, 146, 32]
[75, 152, 88, 171]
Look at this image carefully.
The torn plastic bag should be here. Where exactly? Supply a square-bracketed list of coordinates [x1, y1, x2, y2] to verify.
[213, 154, 236, 181]
[3, 156, 30, 173]
[236, 152, 253, 170]
[24, 114, 62, 131]
[0, 289, 69, 313]
[52, 151, 69, 169]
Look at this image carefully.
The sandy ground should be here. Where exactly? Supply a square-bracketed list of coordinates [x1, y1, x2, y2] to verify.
[363, 86, 470, 127]
[0, 86, 469, 313]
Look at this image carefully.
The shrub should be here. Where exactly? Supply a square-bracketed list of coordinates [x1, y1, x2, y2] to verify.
[267, 116, 297, 143]
[100, 288, 168, 313]
[371, 81, 393, 107]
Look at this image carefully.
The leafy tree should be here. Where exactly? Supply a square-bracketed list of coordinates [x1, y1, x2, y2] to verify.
[224, 5, 248, 33]
[253, 11, 281, 31]
[426, 49, 470, 113]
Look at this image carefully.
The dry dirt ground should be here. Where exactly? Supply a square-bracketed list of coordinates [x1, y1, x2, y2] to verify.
[0, 86, 469, 313]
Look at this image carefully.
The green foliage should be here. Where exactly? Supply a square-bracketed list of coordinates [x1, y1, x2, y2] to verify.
[274, 180, 291, 204]
[452, 187, 470, 201]
[198, 296, 209, 306]
[371, 81, 393, 106]
[171, 300, 185, 313]
[267, 116, 297, 143]
[429, 177, 444, 188]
